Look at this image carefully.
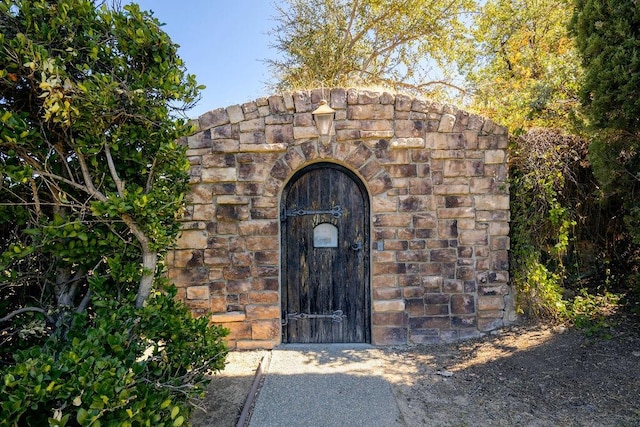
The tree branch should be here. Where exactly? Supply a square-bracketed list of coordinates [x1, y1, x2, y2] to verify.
[145, 157, 157, 193]
[0, 307, 55, 325]
[104, 142, 125, 197]
[29, 177, 42, 218]
[76, 289, 92, 313]
[76, 151, 108, 202]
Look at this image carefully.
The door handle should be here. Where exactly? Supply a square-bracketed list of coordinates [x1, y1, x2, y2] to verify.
[350, 242, 363, 251]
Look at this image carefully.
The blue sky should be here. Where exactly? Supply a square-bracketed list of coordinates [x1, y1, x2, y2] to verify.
[134, 1, 278, 118]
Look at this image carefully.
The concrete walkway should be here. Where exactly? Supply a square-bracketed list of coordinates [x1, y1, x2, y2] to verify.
[249, 344, 405, 427]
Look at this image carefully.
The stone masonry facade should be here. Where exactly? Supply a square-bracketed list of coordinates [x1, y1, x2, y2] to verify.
[167, 88, 515, 349]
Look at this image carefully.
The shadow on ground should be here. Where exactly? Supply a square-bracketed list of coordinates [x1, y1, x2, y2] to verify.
[192, 321, 640, 427]
[384, 322, 640, 426]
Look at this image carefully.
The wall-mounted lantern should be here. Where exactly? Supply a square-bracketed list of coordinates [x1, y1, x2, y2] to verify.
[311, 100, 335, 137]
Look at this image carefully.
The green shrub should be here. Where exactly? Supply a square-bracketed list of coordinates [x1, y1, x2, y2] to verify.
[569, 288, 621, 338]
[509, 129, 583, 319]
[0, 286, 228, 426]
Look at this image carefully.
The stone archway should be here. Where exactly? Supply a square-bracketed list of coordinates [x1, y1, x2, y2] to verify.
[168, 88, 514, 349]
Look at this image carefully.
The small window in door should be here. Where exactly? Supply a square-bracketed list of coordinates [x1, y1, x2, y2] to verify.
[314, 223, 338, 248]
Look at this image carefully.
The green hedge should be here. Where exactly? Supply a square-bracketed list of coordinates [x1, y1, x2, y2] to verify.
[1, 287, 228, 426]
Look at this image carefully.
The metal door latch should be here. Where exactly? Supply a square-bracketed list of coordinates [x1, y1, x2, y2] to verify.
[350, 242, 363, 251]
[284, 310, 346, 325]
[284, 205, 343, 218]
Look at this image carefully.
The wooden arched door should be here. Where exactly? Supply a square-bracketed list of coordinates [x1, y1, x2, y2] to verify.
[281, 163, 370, 343]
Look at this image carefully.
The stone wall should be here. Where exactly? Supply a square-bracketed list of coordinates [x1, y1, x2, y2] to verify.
[167, 88, 514, 349]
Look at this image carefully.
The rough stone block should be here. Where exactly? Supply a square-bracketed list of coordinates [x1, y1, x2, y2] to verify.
[478, 317, 504, 332]
[374, 213, 412, 227]
[490, 249, 509, 269]
[210, 296, 226, 313]
[254, 250, 278, 265]
[293, 126, 318, 140]
[210, 311, 246, 324]
[245, 304, 280, 320]
[192, 204, 215, 221]
[489, 222, 510, 236]
[444, 159, 484, 177]
[253, 278, 279, 291]
[227, 104, 244, 124]
[176, 230, 208, 249]
[186, 285, 209, 300]
[451, 294, 475, 314]
[373, 286, 402, 300]
[268, 95, 287, 114]
[216, 204, 250, 222]
[372, 326, 408, 345]
[475, 195, 509, 210]
[394, 94, 412, 111]
[479, 285, 510, 296]
[485, 149, 506, 164]
[211, 124, 234, 140]
[266, 124, 294, 145]
[478, 296, 505, 311]
[410, 330, 441, 345]
[373, 299, 406, 312]
[238, 220, 278, 236]
[211, 139, 240, 153]
[293, 90, 313, 113]
[459, 230, 488, 245]
[395, 119, 426, 138]
[426, 304, 450, 316]
[330, 88, 347, 109]
[409, 316, 450, 330]
[430, 248, 457, 263]
[348, 104, 394, 120]
[470, 177, 495, 194]
[406, 298, 425, 316]
[427, 132, 465, 150]
[373, 251, 395, 263]
[235, 339, 278, 350]
[201, 167, 237, 183]
[438, 113, 457, 132]
[422, 276, 443, 291]
[452, 316, 476, 328]
[199, 108, 229, 130]
[203, 248, 230, 266]
[372, 311, 408, 327]
[249, 291, 279, 304]
[252, 319, 280, 340]
[443, 279, 464, 293]
[437, 207, 475, 219]
[239, 131, 266, 145]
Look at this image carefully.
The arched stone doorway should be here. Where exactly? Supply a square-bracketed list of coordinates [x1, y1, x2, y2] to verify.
[281, 163, 371, 343]
[169, 87, 515, 349]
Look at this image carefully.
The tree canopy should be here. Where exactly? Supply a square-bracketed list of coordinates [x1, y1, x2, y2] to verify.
[0, 1, 227, 423]
[460, 0, 582, 133]
[571, 0, 640, 133]
[268, 0, 474, 98]
[571, 0, 640, 245]
[1, 0, 199, 314]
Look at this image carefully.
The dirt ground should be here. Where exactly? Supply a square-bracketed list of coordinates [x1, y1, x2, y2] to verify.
[192, 318, 640, 427]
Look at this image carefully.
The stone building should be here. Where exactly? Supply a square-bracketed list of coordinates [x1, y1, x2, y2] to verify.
[167, 88, 515, 349]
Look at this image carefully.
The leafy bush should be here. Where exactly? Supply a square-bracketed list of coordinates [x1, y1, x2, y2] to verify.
[0, 3, 227, 424]
[569, 289, 621, 338]
[509, 128, 588, 319]
[1, 286, 228, 426]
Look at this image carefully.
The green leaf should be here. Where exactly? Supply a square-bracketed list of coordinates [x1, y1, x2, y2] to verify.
[170, 406, 179, 420]
[77, 408, 88, 425]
